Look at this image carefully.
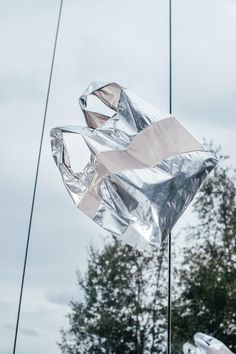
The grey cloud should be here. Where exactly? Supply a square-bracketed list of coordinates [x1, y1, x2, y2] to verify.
[1, 0, 236, 354]
[20, 328, 40, 337]
[0, 71, 48, 103]
[46, 289, 82, 306]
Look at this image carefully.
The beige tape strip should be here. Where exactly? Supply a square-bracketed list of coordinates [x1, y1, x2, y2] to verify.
[96, 117, 203, 176]
[78, 188, 101, 219]
[78, 116, 204, 219]
[93, 83, 121, 111]
[77, 172, 102, 219]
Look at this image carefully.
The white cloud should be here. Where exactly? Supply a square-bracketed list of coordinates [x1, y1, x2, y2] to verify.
[1, 0, 236, 353]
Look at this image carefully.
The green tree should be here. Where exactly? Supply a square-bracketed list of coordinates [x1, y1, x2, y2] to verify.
[60, 148, 236, 353]
[172, 150, 236, 352]
[59, 241, 168, 354]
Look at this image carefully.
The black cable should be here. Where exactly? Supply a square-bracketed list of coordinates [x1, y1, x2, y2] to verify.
[167, 232, 172, 354]
[12, 1, 64, 353]
[167, 0, 172, 353]
[169, 0, 172, 116]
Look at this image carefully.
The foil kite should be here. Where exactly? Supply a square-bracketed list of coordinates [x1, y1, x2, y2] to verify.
[183, 333, 233, 354]
[50, 82, 217, 252]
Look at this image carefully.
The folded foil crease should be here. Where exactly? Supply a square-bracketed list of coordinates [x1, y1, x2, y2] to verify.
[50, 81, 217, 252]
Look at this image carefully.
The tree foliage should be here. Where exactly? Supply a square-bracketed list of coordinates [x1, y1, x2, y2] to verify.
[172, 150, 236, 352]
[59, 242, 168, 354]
[60, 148, 236, 353]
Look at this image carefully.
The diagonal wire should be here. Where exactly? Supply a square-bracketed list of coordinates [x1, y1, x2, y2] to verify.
[13, 1, 64, 353]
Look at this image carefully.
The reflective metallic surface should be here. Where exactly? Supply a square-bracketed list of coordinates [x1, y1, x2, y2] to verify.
[183, 333, 233, 354]
[50, 82, 217, 252]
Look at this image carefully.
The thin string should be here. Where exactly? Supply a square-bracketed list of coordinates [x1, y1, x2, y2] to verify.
[167, 0, 172, 353]
[13, 1, 64, 353]
[169, 0, 172, 116]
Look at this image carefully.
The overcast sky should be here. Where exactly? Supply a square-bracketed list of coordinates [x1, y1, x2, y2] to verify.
[1, 1, 236, 353]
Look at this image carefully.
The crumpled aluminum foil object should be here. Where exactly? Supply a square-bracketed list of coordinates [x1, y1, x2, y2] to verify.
[50, 82, 217, 252]
[183, 333, 233, 354]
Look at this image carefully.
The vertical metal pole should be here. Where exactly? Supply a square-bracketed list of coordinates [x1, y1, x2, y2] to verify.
[12, 1, 64, 353]
[167, 0, 172, 353]
[169, 0, 172, 116]
[167, 233, 172, 354]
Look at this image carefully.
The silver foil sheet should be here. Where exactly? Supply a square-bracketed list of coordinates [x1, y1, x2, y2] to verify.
[50, 82, 217, 252]
[183, 333, 233, 354]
